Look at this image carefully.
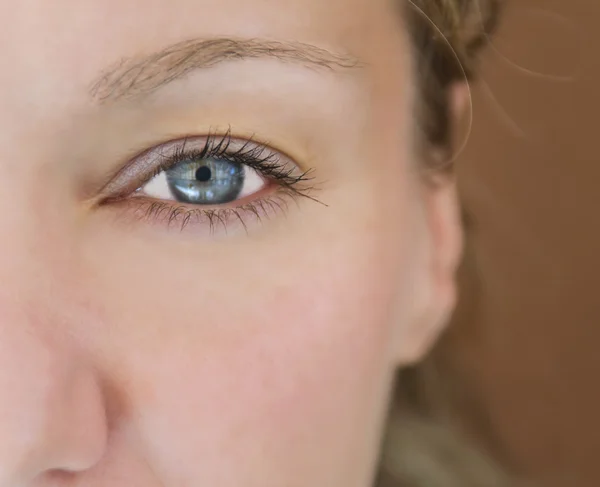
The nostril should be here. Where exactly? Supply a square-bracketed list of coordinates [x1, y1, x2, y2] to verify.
[42, 469, 77, 483]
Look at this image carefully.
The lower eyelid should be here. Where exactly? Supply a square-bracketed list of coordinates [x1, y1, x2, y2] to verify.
[104, 190, 299, 236]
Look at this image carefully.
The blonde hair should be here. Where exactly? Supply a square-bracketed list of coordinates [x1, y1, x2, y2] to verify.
[376, 1, 513, 486]
[407, 0, 501, 156]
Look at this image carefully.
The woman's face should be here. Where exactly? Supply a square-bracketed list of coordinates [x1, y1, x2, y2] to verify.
[0, 0, 461, 486]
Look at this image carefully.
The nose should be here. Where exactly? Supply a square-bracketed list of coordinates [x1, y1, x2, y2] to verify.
[0, 296, 108, 486]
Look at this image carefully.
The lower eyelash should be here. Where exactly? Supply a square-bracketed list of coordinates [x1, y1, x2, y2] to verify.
[115, 186, 324, 235]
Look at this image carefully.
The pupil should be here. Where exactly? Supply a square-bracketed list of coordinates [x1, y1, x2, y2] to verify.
[195, 166, 212, 182]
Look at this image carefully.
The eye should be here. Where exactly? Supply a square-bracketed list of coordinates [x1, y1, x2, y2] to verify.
[141, 156, 267, 206]
[97, 131, 321, 234]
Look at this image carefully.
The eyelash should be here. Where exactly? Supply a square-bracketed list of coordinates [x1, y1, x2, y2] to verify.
[101, 130, 323, 233]
[149, 129, 313, 192]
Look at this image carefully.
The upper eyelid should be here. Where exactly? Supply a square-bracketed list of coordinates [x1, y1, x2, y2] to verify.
[96, 134, 296, 200]
[94, 137, 196, 197]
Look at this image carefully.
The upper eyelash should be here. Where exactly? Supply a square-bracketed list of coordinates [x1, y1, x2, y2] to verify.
[144, 129, 317, 196]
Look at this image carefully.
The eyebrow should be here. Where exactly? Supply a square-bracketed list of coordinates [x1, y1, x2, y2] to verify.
[90, 37, 363, 103]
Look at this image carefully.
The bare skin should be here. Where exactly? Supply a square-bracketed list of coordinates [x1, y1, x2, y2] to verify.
[0, 0, 463, 486]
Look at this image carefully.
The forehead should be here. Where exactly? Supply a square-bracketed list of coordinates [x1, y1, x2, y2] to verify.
[1, 0, 407, 101]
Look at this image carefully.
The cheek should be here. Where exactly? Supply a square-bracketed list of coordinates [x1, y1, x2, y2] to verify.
[79, 202, 416, 485]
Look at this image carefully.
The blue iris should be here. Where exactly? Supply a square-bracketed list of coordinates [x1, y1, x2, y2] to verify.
[166, 157, 245, 205]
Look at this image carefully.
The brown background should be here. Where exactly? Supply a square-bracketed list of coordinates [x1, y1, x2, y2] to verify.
[448, 0, 600, 485]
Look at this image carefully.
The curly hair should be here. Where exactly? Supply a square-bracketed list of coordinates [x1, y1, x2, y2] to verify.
[376, 2, 513, 487]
